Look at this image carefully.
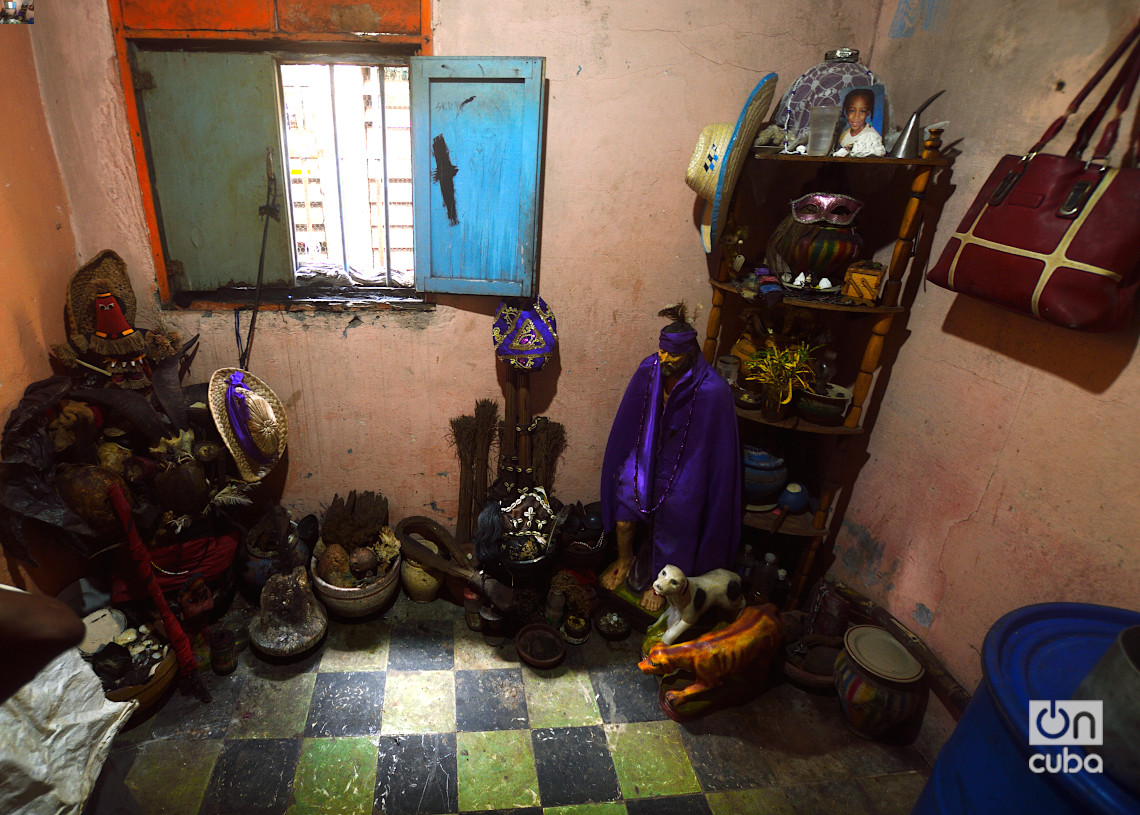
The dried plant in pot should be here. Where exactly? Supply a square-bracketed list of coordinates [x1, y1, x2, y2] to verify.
[743, 340, 819, 422]
[310, 490, 402, 617]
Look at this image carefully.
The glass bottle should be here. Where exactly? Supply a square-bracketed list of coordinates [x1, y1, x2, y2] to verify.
[736, 544, 758, 597]
[754, 552, 779, 603]
[772, 568, 790, 608]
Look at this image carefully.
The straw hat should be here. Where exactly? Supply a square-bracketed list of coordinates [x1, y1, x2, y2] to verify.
[686, 73, 778, 253]
[208, 368, 288, 482]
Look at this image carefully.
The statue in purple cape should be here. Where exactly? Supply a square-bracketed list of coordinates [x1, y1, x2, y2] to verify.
[600, 305, 741, 611]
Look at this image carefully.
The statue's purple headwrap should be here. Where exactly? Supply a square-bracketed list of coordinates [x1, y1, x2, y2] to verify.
[600, 326, 741, 582]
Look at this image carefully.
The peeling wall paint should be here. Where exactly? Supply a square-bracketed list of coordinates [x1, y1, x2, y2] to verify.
[830, 0, 1140, 763]
[21, 0, 1138, 768]
[31, 0, 872, 532]
[0, 30, 79, 592]
[887, 0, 948, 39]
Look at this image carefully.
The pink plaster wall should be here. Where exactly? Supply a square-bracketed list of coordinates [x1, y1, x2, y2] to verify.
[831, 0, 1140, 759]
[28, 0, 877, 527]
[18, 0, 1139, 764]
[0, 26, 81, 592]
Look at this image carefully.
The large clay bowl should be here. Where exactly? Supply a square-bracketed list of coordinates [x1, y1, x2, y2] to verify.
[310, 553, 401, 617]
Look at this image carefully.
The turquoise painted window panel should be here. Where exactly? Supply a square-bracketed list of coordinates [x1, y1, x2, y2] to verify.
[134, 49, 294, 292]
[411, 57, 545, 297]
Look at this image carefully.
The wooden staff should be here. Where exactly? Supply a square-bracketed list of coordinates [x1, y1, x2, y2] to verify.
[517, 368, 531, 474]
[504, 367, 519, 462]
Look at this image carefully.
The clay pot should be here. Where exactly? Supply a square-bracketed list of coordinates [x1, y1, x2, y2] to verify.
[795, 384, 853, 426]
[401, 537, 444, 602]
[834, 625, 926, 739]
[310, 553, 401, 618]
[742, 445, 788, 508]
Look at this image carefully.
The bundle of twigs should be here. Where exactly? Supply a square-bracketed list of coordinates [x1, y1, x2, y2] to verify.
[472, 399, 499, 519]
[449, 415, 477, 546]
[321, 490, 389, 552]
[531, 416, 567, 496]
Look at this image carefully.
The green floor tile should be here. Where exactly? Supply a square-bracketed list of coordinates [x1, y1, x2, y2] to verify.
[605, 721, 701, 799]
[389, 594, 464, 622]
[453, 620, 522, 670]
[124, 738, 223, 815]
[318, 620, 389, 672]
[522, 667, 602, 728]
[456, 729, 541, 811]
[763, 747, 851, 788]
[706, 787, 796, 815]
[381, 670, 456, 734]
[856, 771, 930, 815]
[229, 672, 317, 739]
[288, 737, 377, 815]
[544, 802, 629, 814]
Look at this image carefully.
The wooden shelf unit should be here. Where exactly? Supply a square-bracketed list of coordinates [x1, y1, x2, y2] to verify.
[706, 132, 947, 609]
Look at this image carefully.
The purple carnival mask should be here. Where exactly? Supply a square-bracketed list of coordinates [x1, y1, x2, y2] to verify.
[790, 192, 864, 226]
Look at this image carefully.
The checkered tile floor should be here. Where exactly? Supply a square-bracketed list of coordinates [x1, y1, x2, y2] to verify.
[104, 594, 929, 815]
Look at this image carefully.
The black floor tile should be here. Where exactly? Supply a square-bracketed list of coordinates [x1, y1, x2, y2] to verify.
[241, 642, 323, 678]
[678, 707, 779, 792]
[116, 669, 245, 742]
[532, 725, 621, 807]
[198, 738, 301, 815]
[783, 778, 877, 815]
[455, 668, 528, 732]
[388, 620, 455, 670]
[374, 733, 458, 815]
[589, 662, 668, 723]
[625, 793, 714, 815]
[304, 671, 386, 737]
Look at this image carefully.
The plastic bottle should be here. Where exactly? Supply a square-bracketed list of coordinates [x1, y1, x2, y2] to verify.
[772, 568, 790, 608]
[753, 552, 779, 603]
[736, 544, 758, 597]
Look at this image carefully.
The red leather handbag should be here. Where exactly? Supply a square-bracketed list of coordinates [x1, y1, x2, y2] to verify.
[927, 21, 1140, 331]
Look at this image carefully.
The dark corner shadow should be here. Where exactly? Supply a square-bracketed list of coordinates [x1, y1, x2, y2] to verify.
[811, 145, 959, 582]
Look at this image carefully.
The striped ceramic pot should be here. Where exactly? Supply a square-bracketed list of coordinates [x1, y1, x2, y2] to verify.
[834, 625, 926, 739]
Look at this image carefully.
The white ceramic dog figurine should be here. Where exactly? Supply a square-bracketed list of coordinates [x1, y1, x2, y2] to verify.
[652, 565, 747, 645]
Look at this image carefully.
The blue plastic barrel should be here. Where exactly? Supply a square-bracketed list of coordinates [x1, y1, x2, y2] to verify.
[912, 603, 1140, 815]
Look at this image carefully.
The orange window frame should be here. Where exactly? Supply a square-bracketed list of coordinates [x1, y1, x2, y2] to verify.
[106, 0, 433, 305]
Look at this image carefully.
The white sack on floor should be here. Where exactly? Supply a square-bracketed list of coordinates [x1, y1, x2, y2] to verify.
[0, 647, 137, 815]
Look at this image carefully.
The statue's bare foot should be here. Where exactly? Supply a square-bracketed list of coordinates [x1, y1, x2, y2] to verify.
[600, 559, 632, 591]
[640, 588, 665, 612]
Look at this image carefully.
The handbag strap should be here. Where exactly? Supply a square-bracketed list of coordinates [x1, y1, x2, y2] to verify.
[1028, 19, 1140, 156]
[1124, 82, 1140, 167]
[1077, 37, 1140, 160]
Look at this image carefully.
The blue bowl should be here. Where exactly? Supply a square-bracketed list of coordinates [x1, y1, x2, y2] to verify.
[743, 444, 785, 470]
[777, 483, 810, 514]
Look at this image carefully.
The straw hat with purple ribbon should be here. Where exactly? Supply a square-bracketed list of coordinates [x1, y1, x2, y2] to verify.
[686, 73, 778, 253]
[209, 368, 288, 482]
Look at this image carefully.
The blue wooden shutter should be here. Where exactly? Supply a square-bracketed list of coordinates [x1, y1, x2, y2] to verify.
[134, 49, 293, 293]
[411, 57, 545, 296]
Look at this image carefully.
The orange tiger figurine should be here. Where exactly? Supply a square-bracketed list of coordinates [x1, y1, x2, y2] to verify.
[638, 605, 783, 708]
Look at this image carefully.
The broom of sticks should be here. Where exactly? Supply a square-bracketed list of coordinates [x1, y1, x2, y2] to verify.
[449, 415, 477, 546]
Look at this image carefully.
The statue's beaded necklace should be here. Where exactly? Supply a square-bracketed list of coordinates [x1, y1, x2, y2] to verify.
[632, 357, 698, 514]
